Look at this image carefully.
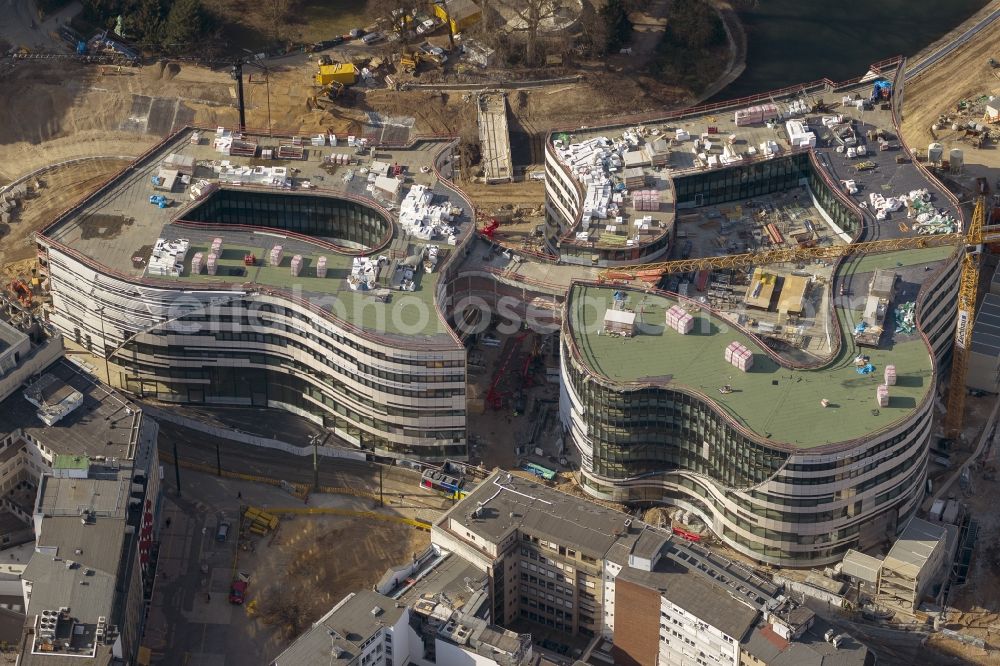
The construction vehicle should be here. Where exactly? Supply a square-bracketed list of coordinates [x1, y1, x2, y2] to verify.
[399, 50, 438, 74]
[480, 217, 501, 240]
[314, 62, 357, 86]
[229, 572, 250, 605]
[313, 82, 352, 109]
[593, 196, 998, 439]
[242, 506, 279, 536]
[8, 279, 32, 307]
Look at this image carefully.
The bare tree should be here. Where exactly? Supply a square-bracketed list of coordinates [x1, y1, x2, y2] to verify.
[577, 1, 609, 57]
[266, 0, 291, 42]
[498, 0, 557, 66]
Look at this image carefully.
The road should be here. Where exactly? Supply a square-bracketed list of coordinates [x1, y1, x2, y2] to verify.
[905, 4, 1000, 80]
[0, 0, 80, 53]
[158, 420, 451, 512]
[146, 468, 396, 665]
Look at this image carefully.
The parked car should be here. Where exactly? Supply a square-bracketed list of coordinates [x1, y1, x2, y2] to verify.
[229, 573, 250, 604]
[215, 520, 231, 542]
[349, 28, 365, 39]
[361, 31, 383, 44]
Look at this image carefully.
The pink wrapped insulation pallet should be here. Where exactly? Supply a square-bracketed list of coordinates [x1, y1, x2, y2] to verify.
[206, 253, 218, 275]
[884, 365, 896, 386]
[876, 385, 889, 407]
[316, 256, 328, 278]
[724, 341, 753, 371]
[190, 252, 204, 274]
[665, 305, 694, 334]
[290, 254, 303, 277]
[674, 312, 694, 334]
[269, 245, 283, 266]
[211, 237, 223, 255]
[665, 305, 684, 325]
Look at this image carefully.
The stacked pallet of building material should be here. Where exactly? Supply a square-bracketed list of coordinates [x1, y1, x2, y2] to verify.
[876, 384, 890, 407]
[733, 103, 780, 127]
[724, 341, 754, 371]
[191, 252, 204, 275]
[206, 253, 218, 275]
[666, 305, 694, 334]
[290, 255, 303, 277]
[884, 365, 896, 386]
[316, 256, 328, 278]
[269, 245, 283, 266]
[632, 190, 661, 212]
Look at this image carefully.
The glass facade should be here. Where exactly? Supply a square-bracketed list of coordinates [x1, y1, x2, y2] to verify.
[103, 297, 467, 460]
[806, 154, 863, 236]
[673, 153, 810, 207]
[563, 357, 789, 488]
[185, 189, 392, 250]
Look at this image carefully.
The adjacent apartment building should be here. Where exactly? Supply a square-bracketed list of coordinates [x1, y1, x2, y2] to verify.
[0, 337, 160, 665]
[426, 470, 873, 666]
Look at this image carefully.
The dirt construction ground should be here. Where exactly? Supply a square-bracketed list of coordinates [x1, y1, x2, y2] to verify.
[900, 9, 1000, 189]
[149, 469, 432, 664]
[0, 54, 685, 283]
[251, 514, 429, 648]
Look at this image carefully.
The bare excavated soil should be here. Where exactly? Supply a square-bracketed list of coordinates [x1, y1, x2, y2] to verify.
[900, 12, 1000, 186]
[250, 515, 428, 649]
[0, 158, 131, 269]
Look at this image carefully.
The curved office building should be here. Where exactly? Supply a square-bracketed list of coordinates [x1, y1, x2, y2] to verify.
[37, 128, 470, 461]
[560, 273, 956, 565]
[554, 69, 966, 565]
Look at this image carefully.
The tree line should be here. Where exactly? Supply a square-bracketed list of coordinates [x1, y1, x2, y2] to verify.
[81, 0, 211, 52]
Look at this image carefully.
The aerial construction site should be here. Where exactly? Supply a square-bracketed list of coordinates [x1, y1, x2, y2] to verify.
[2, 1, 1000, 665]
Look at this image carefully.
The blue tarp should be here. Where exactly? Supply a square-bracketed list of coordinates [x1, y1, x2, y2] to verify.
[871, 80, 893, 101]
[856, 363, 875, 375]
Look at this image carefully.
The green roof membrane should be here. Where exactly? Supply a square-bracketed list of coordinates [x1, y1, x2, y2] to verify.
[568, 284, 933, 449]
[839, 246, 957, 278]
[171, 238, 446, 340]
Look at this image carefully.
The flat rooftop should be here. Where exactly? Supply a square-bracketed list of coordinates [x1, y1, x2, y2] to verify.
[567, 283, 934, 449]
[440, 470, 632, 560]
[618, 563, 758, 640]
[155, 223, 448, 340]
[36, 474, 129, 518]
[273, 589, 404, 666]
[396, 552, 486, 606]
[556, 76, 962, 246]
[0, 318, 26, 356]
[40, 129, 470, 344]
[0, 360, 140, 461]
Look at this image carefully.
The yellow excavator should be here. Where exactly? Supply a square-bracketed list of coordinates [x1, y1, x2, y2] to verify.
[399, 50, 438, 75]
[313, 81, 351, 109]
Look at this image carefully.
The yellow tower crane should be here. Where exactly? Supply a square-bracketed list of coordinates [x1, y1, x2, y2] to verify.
[943, 196, 989, 439]
[597, 196, 998, 438]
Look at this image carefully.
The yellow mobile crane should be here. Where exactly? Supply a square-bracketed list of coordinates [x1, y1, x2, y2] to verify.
[598, 196, 998, 438]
